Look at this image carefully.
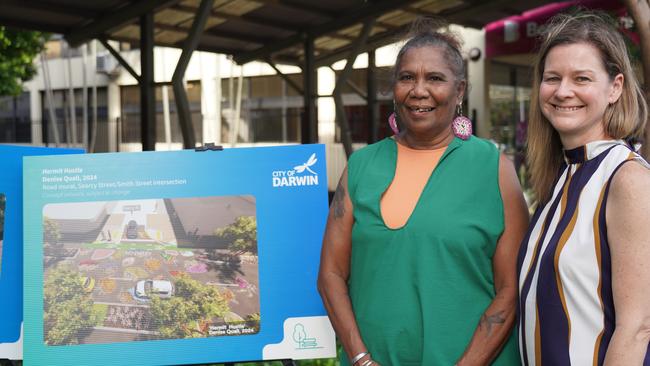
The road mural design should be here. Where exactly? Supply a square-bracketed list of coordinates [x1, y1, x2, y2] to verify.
[42, 196, 260, 345]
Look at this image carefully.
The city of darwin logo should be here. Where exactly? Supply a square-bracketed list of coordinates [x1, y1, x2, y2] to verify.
[272, 153, 319, 187]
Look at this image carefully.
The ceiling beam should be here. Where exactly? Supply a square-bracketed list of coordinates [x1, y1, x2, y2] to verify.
[173, 4, 299, 33]
[326, 32, 356, 41]
[256, 0, 339, 18]
[403, 6, 441, 18]
[233, 0, 413, 65]
[314, 24, 410, 67]
[108, 34, 245, 57]
[267, 54, 302, 66]
[65, 0, 180, 47]
[0, 16, 68, 34]
[154, 22, 274, 45]
[375, 20, 400, 31]
[175, 2, 373, 44]
[202, 28, 274, 45]
[2, 0, 96, 18]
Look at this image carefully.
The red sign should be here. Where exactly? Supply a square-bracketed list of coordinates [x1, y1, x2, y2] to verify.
[485, 0, 635, 58]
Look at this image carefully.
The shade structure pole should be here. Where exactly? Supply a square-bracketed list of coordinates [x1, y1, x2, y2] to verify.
[172, 0, 215, 149]
[140, 12, 156, 151]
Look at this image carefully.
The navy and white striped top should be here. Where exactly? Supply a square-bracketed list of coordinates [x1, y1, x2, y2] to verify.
[517, 140, 650, 365]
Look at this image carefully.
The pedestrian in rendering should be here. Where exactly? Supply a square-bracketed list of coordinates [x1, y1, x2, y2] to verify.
[318, 18, 529, 366]
[518, 11, 650, 365]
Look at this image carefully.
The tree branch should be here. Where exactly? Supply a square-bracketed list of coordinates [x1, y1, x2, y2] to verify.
[623, 0, 650, 158]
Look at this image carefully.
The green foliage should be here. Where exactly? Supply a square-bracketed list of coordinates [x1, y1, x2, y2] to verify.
[246, 312, 260, 322]
[43, 267, 97, 345]
[92, 303, 109, 326]
[215, 216, 257, 254]
[296, 359, 338, 366]
[43, 216, 61, 247]
[0, 27, 46, 96]
[150, 274, 230, 339]
[150, 296, 197, 338]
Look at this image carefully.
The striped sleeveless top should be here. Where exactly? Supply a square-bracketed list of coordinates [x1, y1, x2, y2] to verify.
[517, 139, 650, 365]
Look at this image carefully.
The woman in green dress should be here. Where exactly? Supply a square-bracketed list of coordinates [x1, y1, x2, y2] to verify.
[318, 19, 529, 366]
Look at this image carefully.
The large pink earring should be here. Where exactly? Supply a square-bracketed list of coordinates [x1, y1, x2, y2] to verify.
[452, 103, 472, 140]
[388, 113, 399, 135]
[388, 101, 399, 135]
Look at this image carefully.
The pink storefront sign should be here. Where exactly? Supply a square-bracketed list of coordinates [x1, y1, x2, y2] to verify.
[485, 0, 635, 58]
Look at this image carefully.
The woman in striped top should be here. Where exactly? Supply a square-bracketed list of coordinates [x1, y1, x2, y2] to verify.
[518, 11, 650, 365]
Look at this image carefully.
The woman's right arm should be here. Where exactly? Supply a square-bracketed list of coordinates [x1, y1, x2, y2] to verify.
[318, 167, 373, 365]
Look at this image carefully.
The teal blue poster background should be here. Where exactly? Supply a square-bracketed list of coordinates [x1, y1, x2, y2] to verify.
[23, 144, 330, 365]
[0, 145, 83, 346]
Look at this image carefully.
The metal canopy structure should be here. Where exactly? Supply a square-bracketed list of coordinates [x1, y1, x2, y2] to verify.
[1, 0, 555, 66]
[0, 0, 555, 150]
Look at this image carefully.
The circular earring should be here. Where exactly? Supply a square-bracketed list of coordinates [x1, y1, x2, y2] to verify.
[452, 103, 472, 140]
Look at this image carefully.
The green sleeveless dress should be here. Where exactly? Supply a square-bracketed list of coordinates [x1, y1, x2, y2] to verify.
[343, 137, 520, 365]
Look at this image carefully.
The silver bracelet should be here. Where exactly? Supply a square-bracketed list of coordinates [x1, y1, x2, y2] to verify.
[350, 351, 369, 365]
[360, 359, 373, 366]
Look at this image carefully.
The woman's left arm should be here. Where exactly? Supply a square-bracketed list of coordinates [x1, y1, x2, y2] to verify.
[604, 161, 650, 365]
[456, 154, 530, 365]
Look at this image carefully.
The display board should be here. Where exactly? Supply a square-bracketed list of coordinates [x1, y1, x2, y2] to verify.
[0, 145, 83, 360]
[23, 144, 334, 365]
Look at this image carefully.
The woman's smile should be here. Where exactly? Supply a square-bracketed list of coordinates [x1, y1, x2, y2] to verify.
[393, 46, 464, 140]
[539, 42, 623, 148]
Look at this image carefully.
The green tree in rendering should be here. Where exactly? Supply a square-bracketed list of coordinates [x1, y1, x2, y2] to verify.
[43, 216, 61, 248]
[43, 267, 96, 345]
[150, 274, 230, 339]
[215, 216, 257, 254]
[0, 27, 46, 96]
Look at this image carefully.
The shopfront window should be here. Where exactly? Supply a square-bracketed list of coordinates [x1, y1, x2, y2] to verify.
[489, 62, 532, 153]
[489, 60, 532, 190]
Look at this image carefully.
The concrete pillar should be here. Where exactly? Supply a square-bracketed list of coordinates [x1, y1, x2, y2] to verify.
[201, 53, 220, 144]
[317, 67, 336, 144]
[30, 89, 43, 144]
[107, 83, 121, 152]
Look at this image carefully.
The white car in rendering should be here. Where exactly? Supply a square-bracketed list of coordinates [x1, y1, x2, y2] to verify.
[134, 279, 174, 301]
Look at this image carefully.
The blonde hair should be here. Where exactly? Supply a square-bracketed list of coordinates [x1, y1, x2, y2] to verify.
[527, 11, 647, 203]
